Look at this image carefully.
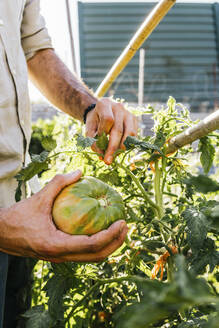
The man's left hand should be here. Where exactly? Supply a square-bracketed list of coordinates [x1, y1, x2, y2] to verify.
[85, 98, 138, 164]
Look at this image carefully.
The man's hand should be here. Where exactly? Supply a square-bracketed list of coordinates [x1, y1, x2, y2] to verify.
[0, 170, 128, 262]
[28, 50, 138, 163]
[85, 98, 138, 165]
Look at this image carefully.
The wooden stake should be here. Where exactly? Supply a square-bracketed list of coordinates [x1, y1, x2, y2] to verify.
[95, 0, 176, 98]
[166, 110, 219, 154]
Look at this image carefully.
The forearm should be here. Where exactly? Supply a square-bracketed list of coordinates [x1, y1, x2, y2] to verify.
[27, 49, 97, 122]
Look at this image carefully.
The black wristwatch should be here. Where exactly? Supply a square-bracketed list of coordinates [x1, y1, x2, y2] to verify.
[83, 103, 96, 124]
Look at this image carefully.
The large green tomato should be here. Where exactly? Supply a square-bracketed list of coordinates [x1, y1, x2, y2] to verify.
[52, 176, 125, 235]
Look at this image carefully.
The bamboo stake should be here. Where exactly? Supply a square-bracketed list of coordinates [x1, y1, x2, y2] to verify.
[166, 111, 219, 154]
[95, 0, 176, 98]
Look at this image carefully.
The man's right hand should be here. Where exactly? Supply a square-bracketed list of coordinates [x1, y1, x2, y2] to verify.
[0, 170, 128, 262]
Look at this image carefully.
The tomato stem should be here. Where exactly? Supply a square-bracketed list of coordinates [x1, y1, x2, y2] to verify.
[118, 163, 162, 218]
[167, 257, 174, 282]
[154, 160, 164, 219]
[49, 150, 101, 160]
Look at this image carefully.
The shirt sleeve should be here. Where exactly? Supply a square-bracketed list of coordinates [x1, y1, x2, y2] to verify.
[21, 0, 53, 60]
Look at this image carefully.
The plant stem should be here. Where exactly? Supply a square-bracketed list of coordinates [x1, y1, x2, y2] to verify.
[117, 163, 162, 217]
[120, 149, 132, 165]
[163, 191, 178, 197]
[49, 150, 101, 160]
[154, 161, 164, 219]
[161, 156, 168, 194]
[123, 193, 145, 202]
[179, 309, 186, 321]
[97, 275, 147, 284]
[167, 257, 174, 282]
[151, 219, 172, 233]
[153, 160, 171, 245]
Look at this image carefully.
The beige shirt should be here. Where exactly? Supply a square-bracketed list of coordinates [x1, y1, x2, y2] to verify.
[0, 0, 52, 207]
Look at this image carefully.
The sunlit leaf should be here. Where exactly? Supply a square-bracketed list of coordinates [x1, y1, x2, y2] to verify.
[124, 136, 164, 155]
[184, 175, 219, 194]
[76, 134, 95, 150]
[182, 207, 208, 251]
[41, 136, 57, 152]
[23, 306, 54, 328]
[96, 133, 109, 151]
[198, 137, 215, 174]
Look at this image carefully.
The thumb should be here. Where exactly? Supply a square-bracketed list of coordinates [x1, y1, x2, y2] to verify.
[42, 170, 82, 202]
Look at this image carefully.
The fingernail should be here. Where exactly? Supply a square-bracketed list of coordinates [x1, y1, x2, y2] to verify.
[105, 156, 113, 165]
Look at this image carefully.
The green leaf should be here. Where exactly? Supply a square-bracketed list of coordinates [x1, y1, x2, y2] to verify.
[174, 255, 212, 303]
[210, 204, 219, 218]
[139, 252, 155, 264]
[198, 137, 215, 174]
[184, 175, 219, 194]
[51, 262, 76, 276]
[73, 315, 88, 328]
[114, 256, 214, 328]
[41, 136, 57, 152]
[76, 134, 95, 150]
[178, 318, 207, 327]
[15, 150, 49, 201]
[126, 207, 140, 222]
[154, 131, 166, 148]
[23, 306, 54, 328]
[193, 249, 219, 275]
[167, 96, 176, 113]
[15, 160, 49, 183]
[202, 313, 219, 328]
[113, 280, 173, 328]
[43, 274, 74, 320]
[142, 239, 165, 251]
[15, 181, 23, 202]
[98, 170, 121, 186]
[190, 238, 219, 274]
[209, 205, 219, 230]
[96, 133, 109, 151]
[182, 207, 208, 251]
[31, 150, 49, 163]
[124, 136, 164, 155]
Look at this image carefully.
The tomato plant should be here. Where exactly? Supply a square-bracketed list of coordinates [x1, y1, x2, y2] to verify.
[17, 97, 219, 328]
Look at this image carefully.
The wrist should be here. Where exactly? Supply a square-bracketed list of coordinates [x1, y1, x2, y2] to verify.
[0, 207, 11, 251]
[0, 207, 8, 224]
[83, 103, 96, 124]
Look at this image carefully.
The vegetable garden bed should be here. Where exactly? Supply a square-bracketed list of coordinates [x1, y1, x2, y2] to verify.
[18, 97, 219, 328]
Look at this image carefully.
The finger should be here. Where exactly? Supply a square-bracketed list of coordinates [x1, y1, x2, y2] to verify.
[85, 110, 99, 138]
[120, 114, 138, 149]
[104, 111, 124, 165]
[85, 112, 104, 155]
[51, 220, 128, 256]
[41, 170, 82, 204]
[96, 100, 114, 135]
[90, 140, 104, 156]
[49, 223, 128, 263]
